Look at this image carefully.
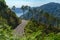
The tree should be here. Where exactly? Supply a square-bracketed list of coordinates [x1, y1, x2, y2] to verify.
[0, 0, 5, 3]
[21, 5, 30, 19]
[38, 9, 44, 24]
[12, 6, 16, 10]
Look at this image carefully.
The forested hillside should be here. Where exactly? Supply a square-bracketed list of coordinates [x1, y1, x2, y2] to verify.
[20, 3, 60, 33]
[24, 8, 60, 40]
[19, 3, 60, 40]
[20, 2, 60, 20]
[0, 0, 21, 29]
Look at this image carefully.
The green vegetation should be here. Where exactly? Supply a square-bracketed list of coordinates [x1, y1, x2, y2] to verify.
[25, 10, 60, 34]
[0, 0, 60, 40]
[0, 1, 21, 29]
[24, 20, 60, 40]
[0, 0, 5, 2]
[24, 10, 60, 40]
[0, 24, 60, 40]
[0, 23, 21, 40]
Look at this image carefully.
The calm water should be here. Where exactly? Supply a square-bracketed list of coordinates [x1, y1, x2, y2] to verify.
[16, 13, 23, 17]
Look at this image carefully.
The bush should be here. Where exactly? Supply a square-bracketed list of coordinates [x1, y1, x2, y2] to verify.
[0, 23, 60, 40]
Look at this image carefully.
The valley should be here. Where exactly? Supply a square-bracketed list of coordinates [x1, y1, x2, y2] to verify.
[0, 0, 60, 40]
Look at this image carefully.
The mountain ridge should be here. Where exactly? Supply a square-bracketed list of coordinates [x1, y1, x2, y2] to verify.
[20, 2, 60, 20]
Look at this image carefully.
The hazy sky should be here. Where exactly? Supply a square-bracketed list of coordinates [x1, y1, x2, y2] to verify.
[5, 0, 60, 8]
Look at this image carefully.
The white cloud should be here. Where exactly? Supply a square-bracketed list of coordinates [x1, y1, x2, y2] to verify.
[5, 0, 60, 8]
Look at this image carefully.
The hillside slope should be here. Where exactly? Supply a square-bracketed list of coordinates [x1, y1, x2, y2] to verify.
[0, 0, 21, 29]
[40, 2, 60, 17]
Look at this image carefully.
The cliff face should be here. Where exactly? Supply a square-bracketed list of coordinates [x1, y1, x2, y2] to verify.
[0, 0, 21, 29]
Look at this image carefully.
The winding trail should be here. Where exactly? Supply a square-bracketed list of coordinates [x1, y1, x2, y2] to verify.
[13, 20, 28, 36]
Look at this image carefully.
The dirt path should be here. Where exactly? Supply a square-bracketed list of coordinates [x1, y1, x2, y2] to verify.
[13, 20, 28, 36]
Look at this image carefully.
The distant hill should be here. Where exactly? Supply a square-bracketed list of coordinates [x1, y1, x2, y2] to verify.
[20, 2, 60, 20]
[40, 2, 60, 17]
